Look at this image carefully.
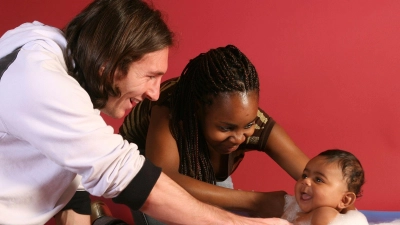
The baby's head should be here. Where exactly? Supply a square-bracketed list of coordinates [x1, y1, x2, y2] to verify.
[295, 149, 365, 213]
[318, 149, 365, 197]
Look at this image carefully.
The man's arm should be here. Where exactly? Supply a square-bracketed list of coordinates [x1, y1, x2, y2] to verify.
[54, 209, 90, 225]
[112, 159, 291, 225]
[134, 172, 292, 225]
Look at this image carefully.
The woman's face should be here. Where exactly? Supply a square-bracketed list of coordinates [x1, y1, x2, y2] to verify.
[200, 91, 259, 155]
[102, 47, 169, 119]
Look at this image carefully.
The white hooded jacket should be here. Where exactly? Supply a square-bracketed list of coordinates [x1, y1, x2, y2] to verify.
[0, 21, 150, 224]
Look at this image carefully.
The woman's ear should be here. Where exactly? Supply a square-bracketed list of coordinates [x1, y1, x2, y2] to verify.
[194, 97, 212, 119]
[339, 192, 356, 210]
[194, 99, 203, 118]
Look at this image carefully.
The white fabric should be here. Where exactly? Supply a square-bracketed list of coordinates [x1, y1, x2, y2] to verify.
[0, 21, 145, 224]
[216, 176, 234, 189]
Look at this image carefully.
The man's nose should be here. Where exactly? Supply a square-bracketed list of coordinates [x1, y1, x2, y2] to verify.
[145, 78, 161, 101]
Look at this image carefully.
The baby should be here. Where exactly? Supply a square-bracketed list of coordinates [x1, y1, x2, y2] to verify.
[281, 149, 369, 225]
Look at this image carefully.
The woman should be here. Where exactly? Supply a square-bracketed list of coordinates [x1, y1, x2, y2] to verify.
[120, 45, 310, 224]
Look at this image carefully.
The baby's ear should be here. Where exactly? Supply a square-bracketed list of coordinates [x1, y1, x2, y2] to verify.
[339, 192, 356, 210]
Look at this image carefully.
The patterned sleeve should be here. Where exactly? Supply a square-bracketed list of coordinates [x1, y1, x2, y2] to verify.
[119, 98, 153, 153]
[242, 108, 276, 151]
[119, 77, 179, 153]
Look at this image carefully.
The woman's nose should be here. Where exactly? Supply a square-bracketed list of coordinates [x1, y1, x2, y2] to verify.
[231, 131, 246, 144]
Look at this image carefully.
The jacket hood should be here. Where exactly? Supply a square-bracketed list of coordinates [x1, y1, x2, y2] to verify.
[0, 21, 66, 61]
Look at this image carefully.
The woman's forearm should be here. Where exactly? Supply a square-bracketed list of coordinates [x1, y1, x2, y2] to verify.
[264, 123, 309, 180]
[140, 173, 290, 225]
[165, 172, 285, 218]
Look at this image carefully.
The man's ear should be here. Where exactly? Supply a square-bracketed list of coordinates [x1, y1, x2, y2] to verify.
[339, 192, 356, 210]
[99, 66, 105, 76]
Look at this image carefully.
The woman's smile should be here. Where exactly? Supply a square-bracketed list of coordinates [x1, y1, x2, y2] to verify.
[221, 144, 240, 154]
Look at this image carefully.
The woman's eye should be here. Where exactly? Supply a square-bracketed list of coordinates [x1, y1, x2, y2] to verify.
[244, 122, 254, 129]
[219, 126, 230, 132]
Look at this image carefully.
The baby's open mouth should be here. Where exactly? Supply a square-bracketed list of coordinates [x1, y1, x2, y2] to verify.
[301, 193, 312, 200]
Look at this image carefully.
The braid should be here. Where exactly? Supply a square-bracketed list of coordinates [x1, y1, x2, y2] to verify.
[169, 45, 259, 184]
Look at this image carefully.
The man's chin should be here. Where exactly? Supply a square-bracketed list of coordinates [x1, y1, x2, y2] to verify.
[114, 110, 128, 119]
[101, 110, 124, 119]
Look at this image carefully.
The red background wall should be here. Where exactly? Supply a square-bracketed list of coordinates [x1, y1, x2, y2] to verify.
[1, 1, 400, 224]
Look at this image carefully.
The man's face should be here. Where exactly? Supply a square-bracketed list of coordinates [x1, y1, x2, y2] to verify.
[102, 47, 169, 118]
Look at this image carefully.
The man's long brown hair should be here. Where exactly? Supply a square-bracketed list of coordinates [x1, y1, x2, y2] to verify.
[64, 0, 173, 109]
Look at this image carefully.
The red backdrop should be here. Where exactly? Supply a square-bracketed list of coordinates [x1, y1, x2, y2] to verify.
[1, 1, 400, 224]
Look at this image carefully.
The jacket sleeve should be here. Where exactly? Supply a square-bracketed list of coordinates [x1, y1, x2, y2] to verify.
[113, 159, 161, 210]
[1, 43, 152, 199]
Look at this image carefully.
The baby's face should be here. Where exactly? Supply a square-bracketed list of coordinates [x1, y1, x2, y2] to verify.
[294, 156, 349, 213]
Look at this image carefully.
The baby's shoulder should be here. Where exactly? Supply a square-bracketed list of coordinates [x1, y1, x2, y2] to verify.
[310, 207, 339, 224]
[312, 206, 338, 214]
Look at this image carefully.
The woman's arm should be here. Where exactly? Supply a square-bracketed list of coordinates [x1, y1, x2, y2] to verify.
[263, 123, 309, 180]
[145, 105, 285, 218]
[141, 172, 292, 225]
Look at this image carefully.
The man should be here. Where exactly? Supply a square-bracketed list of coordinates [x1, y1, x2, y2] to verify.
[0, 0, 290, 224]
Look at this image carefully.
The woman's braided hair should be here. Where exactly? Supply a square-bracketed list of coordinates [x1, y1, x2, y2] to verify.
[169, 45, 260, 183]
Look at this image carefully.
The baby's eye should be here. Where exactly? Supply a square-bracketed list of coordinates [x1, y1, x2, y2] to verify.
[315, 177, 323, 183]
[301, 174, 308, 179]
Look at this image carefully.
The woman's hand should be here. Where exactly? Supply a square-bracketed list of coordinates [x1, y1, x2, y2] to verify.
[245, 190, 287, 218]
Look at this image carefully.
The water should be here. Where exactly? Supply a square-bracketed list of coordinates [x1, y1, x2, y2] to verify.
[281, 195, 369, 225]
[330, 209, 369, 225]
